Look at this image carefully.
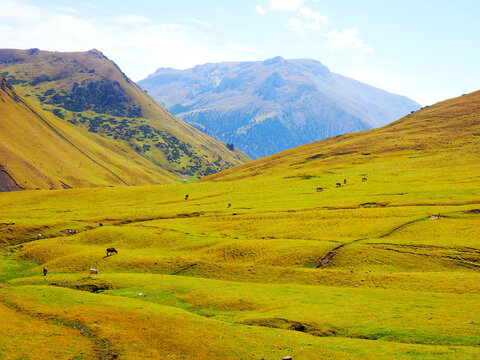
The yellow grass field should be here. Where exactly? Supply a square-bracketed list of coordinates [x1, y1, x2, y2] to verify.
[0, 91, 479, 359]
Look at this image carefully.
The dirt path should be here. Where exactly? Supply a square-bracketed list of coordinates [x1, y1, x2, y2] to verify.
[171, 263, 197, 275]
[315, 239, 365, 268]
[0, 294, 121, 359]
[378, 218, 426, 238]
[316, 217, 427, 268]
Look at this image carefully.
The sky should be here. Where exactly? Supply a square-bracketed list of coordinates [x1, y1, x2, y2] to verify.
[0, 0, 479, 105]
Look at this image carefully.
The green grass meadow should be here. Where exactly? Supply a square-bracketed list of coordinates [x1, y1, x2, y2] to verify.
[1, 92, 480, 358]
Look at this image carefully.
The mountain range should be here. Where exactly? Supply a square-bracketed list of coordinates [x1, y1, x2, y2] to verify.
[0, 48, 250, 182]
[139, 56, 421, 159]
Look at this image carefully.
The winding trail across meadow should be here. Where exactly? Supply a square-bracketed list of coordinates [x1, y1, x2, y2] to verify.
[0, 289, 121, 360]
[316, 216, 428, 268]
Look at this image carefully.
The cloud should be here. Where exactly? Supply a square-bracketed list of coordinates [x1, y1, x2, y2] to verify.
[184, 17, 214, 27]
[52, 6, 80, 14]
[285, 6, 327, 34]
[269, 0, 304, 12]
[0, 0, 258, 80]
[285, 17, 305, 34]
[256, 0, 304, 14]
[255, 5, 266, 15]
[255, 0, 371, 52]
[325, 29, 373, 52]
[298, 6, 327, 23]
[110, 14, 152, 25]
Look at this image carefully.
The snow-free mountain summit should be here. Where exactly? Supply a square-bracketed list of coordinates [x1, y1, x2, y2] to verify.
[139, 57, 421, 159]
[0, 48, 250, 181]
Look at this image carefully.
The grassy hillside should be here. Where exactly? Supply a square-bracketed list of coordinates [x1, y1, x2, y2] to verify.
[0, 77, 179, 190]
[205, 90, 480, 183]
[0, 91, 479, 359]
[0, 48, 250, 179]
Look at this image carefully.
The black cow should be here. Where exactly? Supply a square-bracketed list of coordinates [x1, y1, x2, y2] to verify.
[316, 187, 323, 192]
[106, 247, 118, 256]
[336, 183, 342, 187]
[185, 194, 189, 200]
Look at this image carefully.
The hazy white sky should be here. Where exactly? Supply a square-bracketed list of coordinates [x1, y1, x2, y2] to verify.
[0, 0, 479, 105]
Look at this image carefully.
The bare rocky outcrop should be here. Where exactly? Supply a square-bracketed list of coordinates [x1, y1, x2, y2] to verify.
[0, 165, 22, 192]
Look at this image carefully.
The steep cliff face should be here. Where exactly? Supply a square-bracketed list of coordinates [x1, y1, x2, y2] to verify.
[140, 57, 421, 159]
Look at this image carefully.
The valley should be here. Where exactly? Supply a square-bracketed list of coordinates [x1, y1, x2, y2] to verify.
[0, 90, 479, 359]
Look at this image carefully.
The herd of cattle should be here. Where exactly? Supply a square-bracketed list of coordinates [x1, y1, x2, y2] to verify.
[39, 176, 368, 277]
[317, 176, 367, 192]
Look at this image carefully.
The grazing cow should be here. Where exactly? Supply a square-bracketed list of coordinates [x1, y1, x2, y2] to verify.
[362, 177, 367, 182]
[185, 194, 189, 200]
[316, 187, 323, 192]
[336, 183, 342, 187]
[99, 222, 103, 227]
[43, 266, 48, 276]
[227, 203, 231, 208]
[89, 268, 98, 276]
[344, 179, 347, 185]
[106, 247, 118, 256]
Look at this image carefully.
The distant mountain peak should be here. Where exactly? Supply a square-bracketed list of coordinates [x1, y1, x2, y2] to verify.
[139, 57, 420, 159]
[263, 56, 284, 65]
[87, 49, 104, 57]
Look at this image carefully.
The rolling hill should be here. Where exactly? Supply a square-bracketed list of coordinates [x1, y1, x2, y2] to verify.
[139, 56, 421, 158]
[0, 48, 250, 179]
[0, 77, 179, 191]
[0, 90, 479, 358]
[205, 90, 480, 183]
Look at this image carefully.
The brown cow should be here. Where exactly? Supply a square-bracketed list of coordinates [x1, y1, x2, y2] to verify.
[316, 187, 323, 192]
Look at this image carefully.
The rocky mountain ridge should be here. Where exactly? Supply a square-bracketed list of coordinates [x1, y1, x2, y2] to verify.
[140, 57, 421, 158]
